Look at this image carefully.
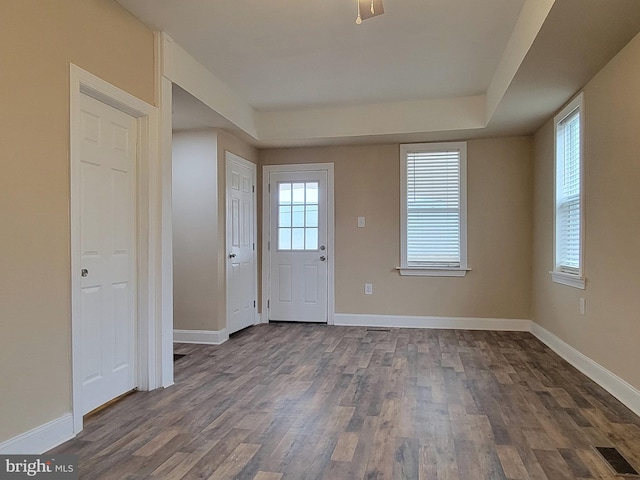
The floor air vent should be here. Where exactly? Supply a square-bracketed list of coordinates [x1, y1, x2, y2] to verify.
[366, 328, 391, 332]
[593, 446, 640, 477]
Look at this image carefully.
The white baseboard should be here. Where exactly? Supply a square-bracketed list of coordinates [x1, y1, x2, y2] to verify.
[0, 413, 74, 454]
[173, 328, 229, 345]
[530, 322, 640, 418]
[333, 313, 532, 331]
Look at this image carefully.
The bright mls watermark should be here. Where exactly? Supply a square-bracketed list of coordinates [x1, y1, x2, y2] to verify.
[0, 456, 77, 479]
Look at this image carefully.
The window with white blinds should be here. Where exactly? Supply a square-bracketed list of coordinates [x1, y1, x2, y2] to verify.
[553, 94, 585, 288]
[400, 142, 467, 276]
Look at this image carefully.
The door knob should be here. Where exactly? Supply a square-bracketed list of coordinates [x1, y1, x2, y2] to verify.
[229, 253, 237, 258]
[81, 269, 89, 277]
[320, 256, 326, 262]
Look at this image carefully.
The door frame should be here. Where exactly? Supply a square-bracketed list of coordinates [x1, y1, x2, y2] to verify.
[70, 64, 160, 434]
[225, 151, 259, 331]
[261, 163, 335, 325]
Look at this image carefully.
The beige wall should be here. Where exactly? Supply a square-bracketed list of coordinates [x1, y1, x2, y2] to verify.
[0, 0, 154, 443]
[260, 137, 533, 319]
[532, 32, 640, 391]
[172, 131, 219, 331]
[173, 129, 257, 332]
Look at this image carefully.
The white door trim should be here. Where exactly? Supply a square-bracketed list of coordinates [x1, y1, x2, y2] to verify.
[70, 64, 161, 434]
[261, 163, 335, 325]
[225, 152, 259, 331]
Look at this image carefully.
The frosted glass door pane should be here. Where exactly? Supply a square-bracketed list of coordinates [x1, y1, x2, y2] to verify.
[306, 183, 318, 204]
[292, 206, 305, 227]
[292, 228, 305, 249]
[279, 229, 291, 250]
[292, 183, 305, 204]
[306, 228, 318, 250]
[279, 206, 291, 227]
[306, 205, 318, 227]
[279, 183, 291, 204]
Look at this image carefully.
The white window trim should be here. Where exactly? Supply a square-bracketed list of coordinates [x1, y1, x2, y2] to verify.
[396, 266, 470, 277]
[398, 142, 469, 277]
[550, 271, 585, 289]
[551, 93, 585, 290]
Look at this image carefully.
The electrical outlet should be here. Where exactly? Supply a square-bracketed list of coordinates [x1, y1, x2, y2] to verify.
[364, 283, 373, 295]
[358, 216, 366, 228]
[579, 297, 586, 315]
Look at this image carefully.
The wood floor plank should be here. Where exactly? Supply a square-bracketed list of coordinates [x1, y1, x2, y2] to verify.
[149, 451, 190, 478]
[331, 432, 359, 462]
[253, 472, 283, 480]
[181, 428, 251, 480]
[496, 445, 530, 480]
[575, 449, 618, 480]
[48, 325, 640, 480]
[392, 436, 419, 480]
[418, 444, 438, 480]
[207, 443, 261, 479]
[150, 439, 220, 480]
[533, 449, 576, 480]
[133, 429, 182, 457]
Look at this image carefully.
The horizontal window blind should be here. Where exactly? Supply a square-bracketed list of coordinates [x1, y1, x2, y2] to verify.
[557, 110, 581, 273]
[406, 149, 461, 267]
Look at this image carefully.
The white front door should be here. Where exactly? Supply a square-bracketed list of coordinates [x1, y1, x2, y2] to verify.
[268, 170, 328, 322]
[78, 93, 137, 414]
[226, 153, 257, 334]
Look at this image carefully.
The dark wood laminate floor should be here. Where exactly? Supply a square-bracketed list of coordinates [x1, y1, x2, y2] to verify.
[51, 324, 640, 479]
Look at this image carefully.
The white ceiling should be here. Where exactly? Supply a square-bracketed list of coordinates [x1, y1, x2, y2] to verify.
[118, 0, 640, 147]
[120, 0, 524, 110]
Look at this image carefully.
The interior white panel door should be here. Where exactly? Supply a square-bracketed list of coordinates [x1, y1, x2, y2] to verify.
[269, 170, 328, 322]
[79, 93, 136, 414]
[226, 156, 256, 334]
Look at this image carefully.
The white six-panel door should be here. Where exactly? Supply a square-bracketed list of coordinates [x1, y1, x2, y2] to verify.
[78, 93, 137, 414]
[268, 170, 328, 322]
[226, 154, 256, 334]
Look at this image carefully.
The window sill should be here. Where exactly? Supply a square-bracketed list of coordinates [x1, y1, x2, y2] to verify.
[550, 271, 585, 289]
[396, 267, 470, 277]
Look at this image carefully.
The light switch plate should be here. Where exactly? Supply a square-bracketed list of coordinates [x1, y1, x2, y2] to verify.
[358, 216, 366, 228]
